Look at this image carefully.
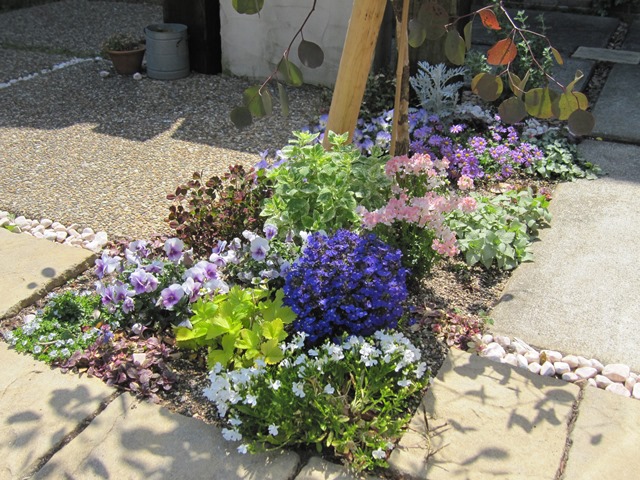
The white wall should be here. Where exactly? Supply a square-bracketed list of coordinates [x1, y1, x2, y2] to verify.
[220, 0, 354, 87]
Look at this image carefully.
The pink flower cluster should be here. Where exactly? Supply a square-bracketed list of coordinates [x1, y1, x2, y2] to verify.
[361, 153, 477, 258]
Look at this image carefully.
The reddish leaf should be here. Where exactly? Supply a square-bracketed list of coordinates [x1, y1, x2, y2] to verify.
[479, 9, 501, 30]
[487, 38, 517, 66]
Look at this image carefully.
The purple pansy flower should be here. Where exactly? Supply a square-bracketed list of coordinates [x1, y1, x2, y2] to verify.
[160, 284, 184, 310]
[95, 253, 121, 279]
[164, 238, 184, 264]
[129, 268, 159, 295]
[263, 224, 278, 241]
[250, 237, 270, 261]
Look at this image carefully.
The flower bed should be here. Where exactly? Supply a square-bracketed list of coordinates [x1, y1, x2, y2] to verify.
[1, 84, 603, 472]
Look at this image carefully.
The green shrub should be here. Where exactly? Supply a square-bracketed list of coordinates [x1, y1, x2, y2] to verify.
[446, 189, 552, 270]
[261, 131, 389, 234]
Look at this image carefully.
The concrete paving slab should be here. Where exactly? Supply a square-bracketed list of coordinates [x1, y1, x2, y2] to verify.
[388, 349, 578, 479]
[471, 10, 618, 54]
[294, 457, 378, 480]
[0, 342, 115, 480]
[0, 48, 71, 84]
[0, 229, 96, 319]
[491, 141, 640, 371]
[35, 393, 301, 480]
[572, 46, 640, 64]
[563, 386, 640, 480]
[592, 64, 640, 142]
[623, 17, 640, 50]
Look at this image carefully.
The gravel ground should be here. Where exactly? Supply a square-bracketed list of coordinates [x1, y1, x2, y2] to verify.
[0, 1, 327, 240]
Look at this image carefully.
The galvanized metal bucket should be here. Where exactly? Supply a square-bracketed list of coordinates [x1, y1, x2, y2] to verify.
[144, 23, 190, 80]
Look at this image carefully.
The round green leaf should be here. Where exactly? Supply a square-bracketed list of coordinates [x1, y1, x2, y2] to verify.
[278, 82, 290, 116]
[552, 91, 588, 120]
[408, 18, 427, 48]
[445, 30, 466, 66]
[471, 73, 503, 102]
[232, 0, 264, 14]
[498, 96, 527, 124]
[524, 87, 556, 119]
[278, 58, 304, 87]
[230, 106, 252, 128]
[568, 109, 595, 136]
[463, 21, 473, 50]
[418, 1, 448, 41]
[298, 40, 324, 69]
[242, 86, 272, 117]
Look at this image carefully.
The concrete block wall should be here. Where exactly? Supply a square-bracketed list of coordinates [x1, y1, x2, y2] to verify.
[220, 0, 354, 87]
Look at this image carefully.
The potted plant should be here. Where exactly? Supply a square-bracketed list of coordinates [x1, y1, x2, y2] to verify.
[102, 33, 146, 75]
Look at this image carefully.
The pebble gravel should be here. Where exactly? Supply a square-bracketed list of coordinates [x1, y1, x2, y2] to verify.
[0, 1, 327, 240]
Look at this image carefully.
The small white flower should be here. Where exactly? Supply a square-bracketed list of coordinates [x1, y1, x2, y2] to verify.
[323, 383, 335, 395]
[415, 362, 428, 379]
[237, 444, 248, 454]
[33, 345, 42, 354]
[244, 394, 257, 407]
[269, 380, 282, 390]
[221, 428, 242, 442]
[308, 349, 319, 357]
[397, 378, 412, 388]
[292, 381, 306, 398]
[268, 424, 279, 436]
[372, 448, 386, 459]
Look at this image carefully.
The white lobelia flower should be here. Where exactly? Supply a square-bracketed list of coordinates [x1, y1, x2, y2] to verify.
[268, 424, 279, 436]
[221, 428, 242, 442]
[237, 444, 248, 454]
[323, 383, 335, 395]
[372, 448, 386, 459]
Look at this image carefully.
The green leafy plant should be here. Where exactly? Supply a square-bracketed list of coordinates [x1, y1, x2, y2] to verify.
[205, 331, 430, 472]
[167, 165, 272, 258]
[261, 131, 389, 234]
[101, 32, 144, 53]
[446, 189, 552, 270]
[174, 287, 296, 370]
[4, 291, 106, 364]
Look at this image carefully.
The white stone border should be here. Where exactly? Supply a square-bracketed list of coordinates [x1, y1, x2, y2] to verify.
[0, 57, 98, 89]
[0, 211, 108, 253]
[478, 334, 640, 400]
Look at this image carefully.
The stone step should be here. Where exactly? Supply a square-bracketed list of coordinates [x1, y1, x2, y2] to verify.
[572, 46, 640, 64]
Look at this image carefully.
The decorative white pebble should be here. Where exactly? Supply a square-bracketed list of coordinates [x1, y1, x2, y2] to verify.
[540, 361, 556, 377]
[541, 350, 563, 363]
[562, 355, 580, 369]
[481, 334, 493, 345]
[481, 342, 506, 362]
[577, 356, 592, 368]
[516, 354, 529, 369]
[595, 375, 613, 388]
[554, 362, 571, 376]
[576, 367, 598, 380]
[633, 383, 640, 400]
[588, 378, 597, 388]
[40, 218, 52, 227]
[625, 376, 636, 392]
[590, 359, 604, 373]
[43, 230, 57, 241]
[602, 364, 630, 383]
[524, 351, 540, 364]
[562, 372, 579, 382]
[502, 353, 518, 367]
[606, 383, 631, 397]
[528, 362, 541, 375]
[495, 336, 511, 348]
[133, 72, 143, 80]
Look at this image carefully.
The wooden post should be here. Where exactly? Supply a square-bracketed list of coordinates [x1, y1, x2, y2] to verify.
[390, 0, 410, 157]
[323, 0, 387, 149]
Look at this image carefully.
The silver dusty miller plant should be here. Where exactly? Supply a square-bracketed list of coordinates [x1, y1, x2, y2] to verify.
[410, 62, 467, 117]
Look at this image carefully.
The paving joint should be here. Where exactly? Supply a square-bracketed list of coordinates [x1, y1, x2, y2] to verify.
[554, 382, 586, 480]
[22, 390, 122, 479]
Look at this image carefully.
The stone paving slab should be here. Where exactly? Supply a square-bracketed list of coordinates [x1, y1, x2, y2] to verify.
[294, 457, 378, 480]
[35, 393, 301, 479]
[0, 342, 114, 480]
[563, 386, 640, 480]
[471, 9, 619, 53]
[0, 48, 71, 84]
[592, 64, 640, 142]
[491, 141, 640, 371]
[388, 349, 578, 479]
[623, 17, 640, 50]
[572, 46, 640, 64]
[0, 229, 96, 319]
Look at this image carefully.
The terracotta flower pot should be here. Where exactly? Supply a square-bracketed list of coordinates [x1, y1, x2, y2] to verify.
[107, 47, 146, 75]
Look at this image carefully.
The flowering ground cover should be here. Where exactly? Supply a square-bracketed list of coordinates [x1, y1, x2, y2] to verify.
[0, 72, 599, 473]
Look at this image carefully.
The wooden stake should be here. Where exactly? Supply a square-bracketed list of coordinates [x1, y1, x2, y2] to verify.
[391, 0, 410, 157]
[323, 0, 387, 149]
